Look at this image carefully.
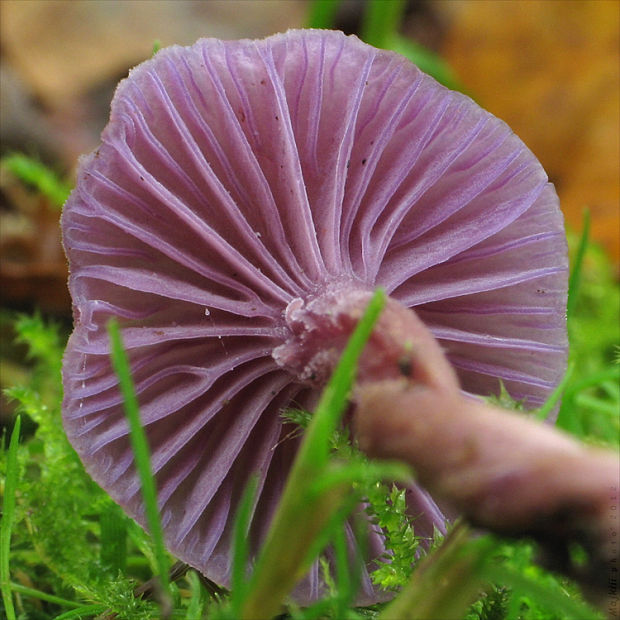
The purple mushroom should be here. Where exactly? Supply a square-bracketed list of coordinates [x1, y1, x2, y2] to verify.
[61, 29, 568, 603]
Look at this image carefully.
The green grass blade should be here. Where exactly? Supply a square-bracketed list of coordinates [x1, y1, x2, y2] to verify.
[8, 582, 82, 609]
[1, 415, 21, 620]
[564, 366, 620, 398]
[567, 209, 591, 319]
[600, 379, 620, 399]
[535, 362, 574, 421]
[360, 0, 463, 94]
[185, 570, 209, 619]
[329, 517, 362, 617]
[333, 524, 351, 600]
[107, 319, 171, 600]
[558, 365, 620, 437]
[306, 0, 341, 29]
[99, 502, 128, 573]
[389, 35, 462, 91]
[1, 153, 71, 209]
[575, 393, 619, 415]
[297, 492, 360, 586]
[360, 0, 406, 48]
[239, 289, 385, 618]
[230, 476, 258, 615]
[308, 459, 411, 499]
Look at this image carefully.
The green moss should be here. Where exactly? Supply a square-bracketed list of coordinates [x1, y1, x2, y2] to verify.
[2, 157, 615, 619]
[558, 232, 620, 444]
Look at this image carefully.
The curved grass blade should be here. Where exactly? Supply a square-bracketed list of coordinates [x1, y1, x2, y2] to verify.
[535, 362, 574, 421]
[360, 0, 406, 49]
[107, 319, 171, 602]
[306, 0, 341, 29]
[1, 415, 21, 620]
[239, 289, 386, 619]
[1, 153, 71, 209]
[230, 476, 259, 616]
[567, 209, 591, 319]
[7, 582, 82, 610]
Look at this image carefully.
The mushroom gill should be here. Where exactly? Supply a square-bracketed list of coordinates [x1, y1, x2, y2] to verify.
[61, 29, 568, 603]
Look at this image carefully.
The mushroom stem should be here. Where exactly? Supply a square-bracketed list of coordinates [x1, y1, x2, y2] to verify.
[284, 288, 617, 604]
[354, 377, 619, 605]
[274, 286, 620, 593]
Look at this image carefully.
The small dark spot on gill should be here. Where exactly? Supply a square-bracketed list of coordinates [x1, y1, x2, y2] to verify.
[260, 79, 266, 85]
[361, 158, 367, 165]
[275, 115, 279, 120]
[139, 175, 144, 181]
[398, 355, 413, 377]
[238, 109, 246, 122]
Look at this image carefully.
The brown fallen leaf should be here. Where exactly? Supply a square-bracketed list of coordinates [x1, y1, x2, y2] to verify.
[440, 0, 619, 266]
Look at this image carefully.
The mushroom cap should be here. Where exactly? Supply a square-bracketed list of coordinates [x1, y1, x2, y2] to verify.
[61, 29, 568, 603]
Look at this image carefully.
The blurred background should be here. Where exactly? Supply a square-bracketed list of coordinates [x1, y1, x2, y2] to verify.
[1, 0, 618, 419]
